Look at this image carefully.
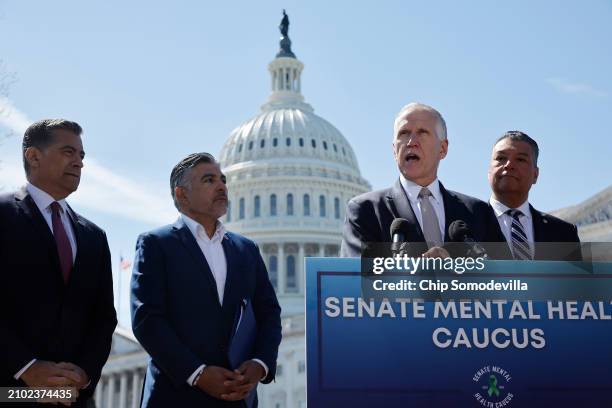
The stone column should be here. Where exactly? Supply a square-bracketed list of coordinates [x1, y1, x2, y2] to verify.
[94, 377, 104, 408]
[131, 370, 142, 408]
[118, 372, 127, 408]
[278, 244, 285, 294]
[319, 244, 325, 257]
[298, 243, 305, 295]
[106, 374, 115, 408]
[286, 352, 295, 408]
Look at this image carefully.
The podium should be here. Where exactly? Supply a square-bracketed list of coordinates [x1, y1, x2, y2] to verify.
[306, 258, 612, 407]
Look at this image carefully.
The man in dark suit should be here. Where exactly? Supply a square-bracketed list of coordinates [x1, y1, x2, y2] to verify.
[0, 119, 117, 407]
[131, 153, 281, 407]
[487, 131, 581, 260]
[341, 103, 494, 257]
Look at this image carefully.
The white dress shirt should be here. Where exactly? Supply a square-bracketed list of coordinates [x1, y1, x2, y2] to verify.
[399, 176, 446, 239]
[489, 197, 535, 255]
[180, 214, 268, 386]
[181, 214, 227, 304]
[15, 183, 79, 380]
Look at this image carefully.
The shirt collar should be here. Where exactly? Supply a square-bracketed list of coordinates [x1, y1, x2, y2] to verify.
[399, 175, 442, 205]
[489, 196, 532, 219]
[26, 182, 69, 214]
[180, 213, 226, 243]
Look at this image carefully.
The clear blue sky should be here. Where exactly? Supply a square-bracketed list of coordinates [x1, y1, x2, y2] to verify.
[1, 0, 610, 325]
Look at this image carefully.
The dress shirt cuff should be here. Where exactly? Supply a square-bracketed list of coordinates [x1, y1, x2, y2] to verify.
[15, 359, 37, 380]
[187, 364, 206, 386]
[251, 359, 268, 381]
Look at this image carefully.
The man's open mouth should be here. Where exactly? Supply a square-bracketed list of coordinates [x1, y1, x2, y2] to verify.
[405, 153, 420, 162]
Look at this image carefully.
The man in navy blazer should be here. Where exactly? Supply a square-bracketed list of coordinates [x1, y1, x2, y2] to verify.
[131, 153, 281, 407]
[486, 131, 581, 260]
[341, 103, 495, 258]
[0, 119, 117, 407]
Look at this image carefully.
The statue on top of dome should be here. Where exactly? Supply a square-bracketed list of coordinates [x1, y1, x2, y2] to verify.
[277, 9, 296, 58]
[280, 9, 289, 37]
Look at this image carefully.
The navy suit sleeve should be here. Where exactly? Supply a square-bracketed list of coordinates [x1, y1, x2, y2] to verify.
[74, 230, 117, 392]
[250, 241, 282, 384]
[130, 233, 203, 386]
[341, 198, 379, 257]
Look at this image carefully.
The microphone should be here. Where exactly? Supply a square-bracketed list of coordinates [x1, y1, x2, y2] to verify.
[448, 220, 488, 258]
[390, 218, 411, 255]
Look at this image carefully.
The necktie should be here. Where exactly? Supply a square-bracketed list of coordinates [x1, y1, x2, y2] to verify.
[506, 209, 532, 260]
[50, 202, 73, 283]
[418, 187, 443, 248]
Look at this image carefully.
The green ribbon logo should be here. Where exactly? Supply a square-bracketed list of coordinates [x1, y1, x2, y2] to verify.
[488, 375, 500, 397]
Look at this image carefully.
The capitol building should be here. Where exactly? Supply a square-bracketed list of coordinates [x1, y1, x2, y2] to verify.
[92, 13, 370, 408]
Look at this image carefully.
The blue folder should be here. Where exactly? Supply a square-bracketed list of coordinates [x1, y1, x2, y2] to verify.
[228, 298, 257, 407]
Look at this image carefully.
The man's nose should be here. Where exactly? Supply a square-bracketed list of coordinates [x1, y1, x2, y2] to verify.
[74, 156, 84, 168]
[405, 135, 419, 147]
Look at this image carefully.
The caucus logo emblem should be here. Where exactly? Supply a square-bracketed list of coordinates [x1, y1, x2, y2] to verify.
[472, 365, 514, 407]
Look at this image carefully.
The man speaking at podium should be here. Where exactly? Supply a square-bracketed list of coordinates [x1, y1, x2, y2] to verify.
[487, 131, 581, 260]
[131, 153, 281, 407]
[341, 102, 493, 257]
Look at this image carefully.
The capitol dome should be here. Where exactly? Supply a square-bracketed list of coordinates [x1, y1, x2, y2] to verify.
[219, 60, 366, 186]
[219, 16, 370, 316]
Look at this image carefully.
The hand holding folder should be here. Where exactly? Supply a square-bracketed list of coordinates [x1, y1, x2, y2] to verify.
[228, 298, 258, 407]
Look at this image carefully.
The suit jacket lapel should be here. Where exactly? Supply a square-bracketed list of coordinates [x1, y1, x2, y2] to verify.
[173, 219, 221, 307]
[439, 183, 457, 242]
[221, 235, 239, 309]
[385, 179, 425, 242]
[486, 203, 513, 259]
[220, 235, 240, 338]
[530, 204, 547, 260]
[529, 204, 545, 243]
[64, 205, 86, 288]
[14, 189, 64, 286]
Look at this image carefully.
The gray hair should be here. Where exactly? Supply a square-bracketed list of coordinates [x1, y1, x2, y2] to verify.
[393, 102, 447, 141]
[170, 152, 216, 210]
[22, 119, 82, 174]
[495, 130, 539, 166]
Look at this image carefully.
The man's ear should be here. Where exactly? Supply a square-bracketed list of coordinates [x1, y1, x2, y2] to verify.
[533, 166, 539, 185]
[175, 185, 188, 206]
[24, 147, 42, 170]
[439, 138, 449, 160]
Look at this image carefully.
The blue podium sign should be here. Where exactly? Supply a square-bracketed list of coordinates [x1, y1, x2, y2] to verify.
[306, 258, 612, 407]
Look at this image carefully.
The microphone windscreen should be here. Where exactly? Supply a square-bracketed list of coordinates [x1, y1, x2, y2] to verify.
[448, 220, 471, 242]
[390, 218, 411, 238]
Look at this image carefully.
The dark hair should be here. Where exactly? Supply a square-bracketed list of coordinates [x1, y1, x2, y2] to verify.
[170, 152, 217, 210]
[22, 119, 82, 174]
[495, 130, 539, 165]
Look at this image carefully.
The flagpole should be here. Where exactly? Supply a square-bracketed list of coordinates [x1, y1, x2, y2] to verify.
[117, 253, 122, 328]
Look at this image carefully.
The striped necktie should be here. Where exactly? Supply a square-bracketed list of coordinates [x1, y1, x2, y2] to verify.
[506, 209, 532, 260]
